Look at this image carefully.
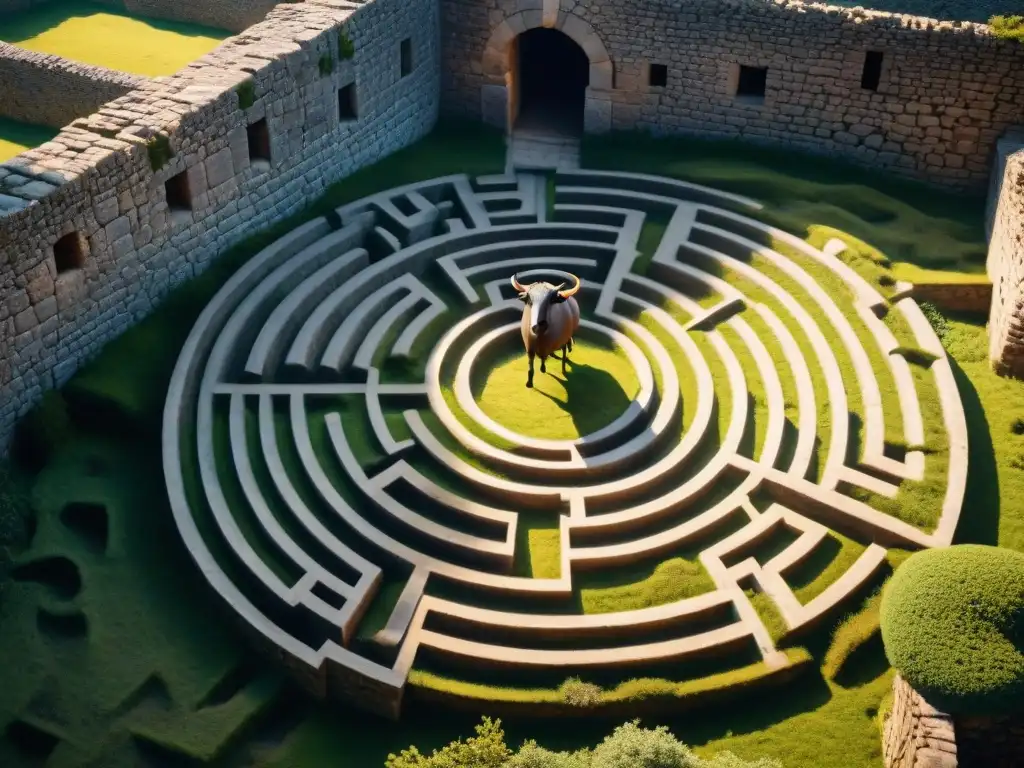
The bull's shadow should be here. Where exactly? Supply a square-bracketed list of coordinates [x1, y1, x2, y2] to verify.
[534, 359, 632, 438]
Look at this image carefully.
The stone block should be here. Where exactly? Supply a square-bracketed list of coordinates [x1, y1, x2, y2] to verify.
[481, 85, 509, 130]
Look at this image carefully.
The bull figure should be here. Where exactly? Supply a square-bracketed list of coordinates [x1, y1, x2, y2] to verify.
[512, 272, 581, 388]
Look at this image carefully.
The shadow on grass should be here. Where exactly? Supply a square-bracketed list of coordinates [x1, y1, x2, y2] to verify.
[833, 631, 889, 689]
[950, 355, 1000, 545]
[535, 361, 632, 439]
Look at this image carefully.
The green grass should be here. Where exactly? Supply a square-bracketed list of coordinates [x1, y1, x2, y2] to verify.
[0, 0, 229, 76]
[0, 117, 57, 163]
[477, 341, 640, 441]
[880, 545, 1024, 715]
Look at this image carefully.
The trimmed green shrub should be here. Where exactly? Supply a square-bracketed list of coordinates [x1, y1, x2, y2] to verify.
[990, 15, 1024, 42]
[505, 743, 591, 768]
[560, 677, 603, 707]
[338, 30, 355, 60]
[13, 390, 71, 473]
[880, 545, 1024, 715]
[236, 79, 256, 110]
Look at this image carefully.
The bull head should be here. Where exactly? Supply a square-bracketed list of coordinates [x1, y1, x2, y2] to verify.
[511, 273, 581, 336]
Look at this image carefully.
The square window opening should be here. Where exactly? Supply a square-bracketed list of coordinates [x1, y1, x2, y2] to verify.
[53, 232, 86, 273]
[400, 38, 412, 78]
[861, 51, 883, 91]
[338, 83, 358, 121]
[165, 170, 192, 212]
[649, 63, 668, 88]
[247, 118, 271, 164]
[736, 65, 767, 100]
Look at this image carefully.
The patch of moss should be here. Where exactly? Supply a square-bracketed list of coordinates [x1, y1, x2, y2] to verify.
[338, 30, 355, 61]
[236, 79, 255, 110]
[146, 133, 173, 173]
[318, 52, 334, 77]
[880, 545, 1024, 715]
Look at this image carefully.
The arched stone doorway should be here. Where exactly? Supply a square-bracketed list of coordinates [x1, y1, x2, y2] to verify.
[514, 28, 589, 135]
[480, 10, 614, 137]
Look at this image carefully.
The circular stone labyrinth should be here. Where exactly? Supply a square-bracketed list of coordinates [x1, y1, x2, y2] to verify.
[163, 169, 968, 718]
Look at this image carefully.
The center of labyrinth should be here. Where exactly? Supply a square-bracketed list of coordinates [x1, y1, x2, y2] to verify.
[164, 169, 967, 718]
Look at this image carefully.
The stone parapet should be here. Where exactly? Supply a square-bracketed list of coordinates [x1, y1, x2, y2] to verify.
[441, 0, 1024, 190]
[987, 148, 1024, 376]
[0, 0, 440, 455]
[0, 42, 147, 131]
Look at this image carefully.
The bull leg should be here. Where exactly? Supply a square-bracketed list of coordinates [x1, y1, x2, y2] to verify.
[540, 356, 547, 374]
[561, 343, 569, 375]
[526, 352, 535, 388]
[567, 337, 574, 354]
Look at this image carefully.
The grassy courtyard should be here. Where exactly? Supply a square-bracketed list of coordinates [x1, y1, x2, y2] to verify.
[0, 117, 57, 163]
[0, 0, 229, 77]
[0, 121, 1021, 767]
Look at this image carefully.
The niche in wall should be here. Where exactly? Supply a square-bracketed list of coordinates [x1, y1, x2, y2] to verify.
[339, 83, 358, 121]
[400, 38, 412, 78]
[649, 63, 668, 88]
[734, 64, 767, 102]
[165, 170, 192, 215]
[861, 51, 884, 91]
[247, 118, 271, 168]
[53, 232, 87, 274]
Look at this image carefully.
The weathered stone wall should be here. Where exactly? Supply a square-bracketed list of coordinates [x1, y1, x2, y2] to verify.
[115, 0, 282, 34]
[0, 42, 146, 130]
[906, 281, 992, 314]
[987, 149, 1024, 376]
[0, 0, 440, 454]
[883, 674, 957, 768]
[441, 0, 1024, 190]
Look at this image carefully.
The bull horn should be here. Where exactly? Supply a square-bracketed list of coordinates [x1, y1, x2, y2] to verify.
[558, 273, 581, 299]
[510, 273, 526, 293]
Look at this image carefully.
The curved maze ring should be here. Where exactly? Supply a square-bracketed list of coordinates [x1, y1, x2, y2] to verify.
[163, 169, 968, 718]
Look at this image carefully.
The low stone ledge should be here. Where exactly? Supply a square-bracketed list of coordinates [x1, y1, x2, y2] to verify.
[883, 674, 958, 768]
[0, 42, 146, 131]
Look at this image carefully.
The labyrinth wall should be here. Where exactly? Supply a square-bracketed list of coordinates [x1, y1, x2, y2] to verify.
[441, 0, 1024, 190]
[162, 167, 969, 718]
[0, 0, 439, 455]
[0, 42, 146, 130]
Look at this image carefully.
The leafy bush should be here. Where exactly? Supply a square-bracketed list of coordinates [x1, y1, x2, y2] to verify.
[559, 677, 603, 707]
[591, 721, 701, 768]
[387, 719, 781, 768]
[319, 52, 335, 76]
[13, 390, 71, 473]
[385, 716, 511, 768]
[880, 545, 1024, 715]
[990, 15, 1024, 42]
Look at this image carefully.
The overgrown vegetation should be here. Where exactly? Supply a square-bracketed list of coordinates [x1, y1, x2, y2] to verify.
[386, 718, 782, 768]
[318, 52, 335, 76]
[146, 132, 173, 172]
[338, 29, 355, 60]
[880, 545, 1024, 714]
[990, 15, 1024, 42]
[236, 79, 256, 110]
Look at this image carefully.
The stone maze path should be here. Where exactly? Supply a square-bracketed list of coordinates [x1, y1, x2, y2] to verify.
[163, 169, 968, 716]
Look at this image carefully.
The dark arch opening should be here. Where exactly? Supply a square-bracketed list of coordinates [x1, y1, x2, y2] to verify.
[515, 28, 589, 135]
